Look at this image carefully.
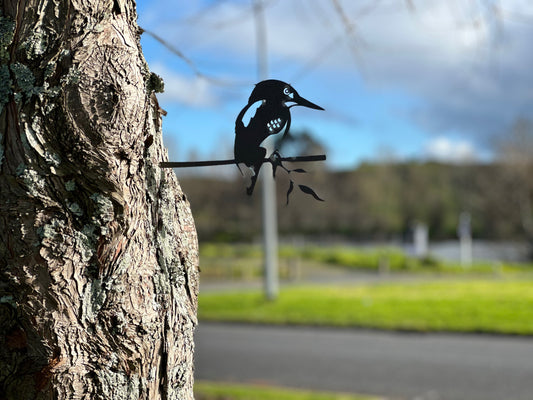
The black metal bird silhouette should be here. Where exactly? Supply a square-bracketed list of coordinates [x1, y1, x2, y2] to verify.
[234, 79, 324, 197]
[160, 79, 326, 203]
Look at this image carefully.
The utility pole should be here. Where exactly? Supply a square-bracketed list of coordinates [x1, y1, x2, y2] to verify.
[254, 0, 279, 300]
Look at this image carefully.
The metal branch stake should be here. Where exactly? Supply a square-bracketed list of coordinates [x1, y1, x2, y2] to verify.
[160, 154, 326, 168]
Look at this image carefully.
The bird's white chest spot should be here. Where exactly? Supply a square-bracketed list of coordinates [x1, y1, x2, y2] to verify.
[267, 117, 283, 133]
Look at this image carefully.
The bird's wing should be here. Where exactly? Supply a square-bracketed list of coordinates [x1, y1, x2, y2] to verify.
[241, 100, 264, 129]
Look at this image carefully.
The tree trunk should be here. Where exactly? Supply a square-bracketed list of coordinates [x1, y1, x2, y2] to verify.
[0, 1, 199, 399]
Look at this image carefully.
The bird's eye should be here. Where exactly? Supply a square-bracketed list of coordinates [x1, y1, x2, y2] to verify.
[283, 87, 291, 96]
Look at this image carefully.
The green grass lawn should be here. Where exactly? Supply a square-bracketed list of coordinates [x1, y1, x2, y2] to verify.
[195, 381, 381, 400]
[199, 280, 533, 335]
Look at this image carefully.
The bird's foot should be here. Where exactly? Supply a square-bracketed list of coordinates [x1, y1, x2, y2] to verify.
[268, 150, 289, 177]
[247, 173, 259, 195]
[268, 150, 282, 163]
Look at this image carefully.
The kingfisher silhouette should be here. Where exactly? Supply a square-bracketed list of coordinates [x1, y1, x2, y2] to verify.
[160, 79, 326, 203]
[235, 79, 324, 200]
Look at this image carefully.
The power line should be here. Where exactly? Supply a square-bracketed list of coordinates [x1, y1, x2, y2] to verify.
[141, 27, 251, 88]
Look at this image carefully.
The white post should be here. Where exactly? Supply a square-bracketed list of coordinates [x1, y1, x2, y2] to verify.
[413, 223, 428, 258]
[254, 0, 278, 300]
[458, 212, 472, 267]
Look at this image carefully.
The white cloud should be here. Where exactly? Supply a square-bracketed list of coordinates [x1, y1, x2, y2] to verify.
[424, 136, 477, 163]
[150, 63, 218, 108]
[141, 0, 533, 140]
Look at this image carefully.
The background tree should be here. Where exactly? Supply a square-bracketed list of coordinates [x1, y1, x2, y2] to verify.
[495, 119, 533, 255]
[0, 1, 199, 399]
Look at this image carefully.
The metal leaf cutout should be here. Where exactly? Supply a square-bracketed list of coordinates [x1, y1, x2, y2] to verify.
[298, 184, 324, 202]
[286, 180, 294, 205]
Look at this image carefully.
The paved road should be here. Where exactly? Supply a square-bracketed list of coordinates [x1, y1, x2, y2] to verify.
[195, 323, 533, 400]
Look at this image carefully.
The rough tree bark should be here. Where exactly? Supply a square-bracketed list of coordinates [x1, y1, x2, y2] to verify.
[0, 1, 199, 399]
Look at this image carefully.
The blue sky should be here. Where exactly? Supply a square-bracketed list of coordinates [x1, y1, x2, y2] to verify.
[137, 0, 533, 170]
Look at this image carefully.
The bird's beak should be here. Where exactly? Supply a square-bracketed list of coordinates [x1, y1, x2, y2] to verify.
[293, 94, 325, 110]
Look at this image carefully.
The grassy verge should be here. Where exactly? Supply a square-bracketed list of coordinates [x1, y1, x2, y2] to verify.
[199, 243, 533, 278]
[195, 381, 380, 400]
[287, 245, 526, 274]
[199, 280, 533, 335]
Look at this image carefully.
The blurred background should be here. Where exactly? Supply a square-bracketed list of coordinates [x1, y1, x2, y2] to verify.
[138, 1, 533, 399]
